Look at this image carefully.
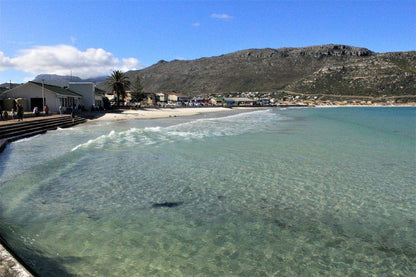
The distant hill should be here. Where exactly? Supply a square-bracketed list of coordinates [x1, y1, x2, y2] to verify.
[0, 82, 21, 90]
[33, 74, 107, 87]
[96, 44, 415, 98]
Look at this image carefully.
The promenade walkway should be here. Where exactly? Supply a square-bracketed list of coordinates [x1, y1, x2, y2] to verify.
[0, 114, 63, 126]
[0, 114, 87, 154]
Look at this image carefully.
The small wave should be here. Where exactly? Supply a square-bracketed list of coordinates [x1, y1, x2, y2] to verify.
[13, 135, 42, 143]
[71, 109, 289, 151]
[71, 130, 117, 151]
[56, 127, 75, 131]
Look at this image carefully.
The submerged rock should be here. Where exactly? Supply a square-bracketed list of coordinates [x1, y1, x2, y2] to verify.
[151, 202, 184, 208]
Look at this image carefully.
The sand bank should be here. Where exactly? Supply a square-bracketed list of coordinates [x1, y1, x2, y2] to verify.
[93, 107, 248, 121]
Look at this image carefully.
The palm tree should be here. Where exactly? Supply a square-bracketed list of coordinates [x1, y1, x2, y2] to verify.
[106, 70, 130, 107]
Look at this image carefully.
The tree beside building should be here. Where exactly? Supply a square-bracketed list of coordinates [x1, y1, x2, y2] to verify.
[106, 70, 130, 106]
[130, 75, 145, 105]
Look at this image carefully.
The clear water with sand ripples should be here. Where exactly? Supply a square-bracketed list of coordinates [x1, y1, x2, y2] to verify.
[0, 107, 415, 276]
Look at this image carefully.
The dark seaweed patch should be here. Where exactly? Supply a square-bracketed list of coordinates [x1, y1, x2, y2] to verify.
[151, 202, 184, 208]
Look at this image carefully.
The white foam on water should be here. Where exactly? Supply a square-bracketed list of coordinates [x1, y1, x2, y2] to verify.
[70, 109, 286, 152]
[55, 127, 75, 131]
[71, 130, 117, 151]
[162, 109, 285, 140]
[12, 135, 42, 143]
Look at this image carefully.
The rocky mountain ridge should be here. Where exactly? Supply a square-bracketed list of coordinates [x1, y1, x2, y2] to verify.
[35, 44, 415, 99]
[114, 44, 414, 97]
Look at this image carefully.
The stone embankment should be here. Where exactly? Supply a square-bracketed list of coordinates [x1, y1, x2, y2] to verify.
[0, 115, 86, 153]
[0, 244, 33, 277]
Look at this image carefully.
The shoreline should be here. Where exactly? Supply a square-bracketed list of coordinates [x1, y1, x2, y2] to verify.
[90, 105, 415, 122]
[91, 107, 256, 121]
[0, 104, 413, 126]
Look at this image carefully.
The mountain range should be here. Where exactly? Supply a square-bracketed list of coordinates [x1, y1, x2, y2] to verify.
[35, 44, 416, 99]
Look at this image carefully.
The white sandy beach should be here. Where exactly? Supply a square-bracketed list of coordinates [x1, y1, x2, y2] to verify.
[94, 107, 248, 121]
[92, 105, 415, 121]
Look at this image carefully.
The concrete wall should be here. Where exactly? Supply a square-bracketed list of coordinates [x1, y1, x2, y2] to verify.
[0, 243, 33, 276]
[68, 82, 95, 109]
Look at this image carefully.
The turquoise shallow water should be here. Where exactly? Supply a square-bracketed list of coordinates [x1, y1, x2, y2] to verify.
[0, 107, 415, 276]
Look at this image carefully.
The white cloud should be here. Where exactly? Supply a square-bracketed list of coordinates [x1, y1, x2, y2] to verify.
[70, 36, 77, 44]
[192, 22, 201, 27]
[23, 76, 36, 82]
[0, 51, 13, 70]
[211, 13, 233, 20]
[0, 45, 143, 78]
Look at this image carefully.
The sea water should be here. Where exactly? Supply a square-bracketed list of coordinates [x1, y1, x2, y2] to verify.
[0, 107, 415, 276]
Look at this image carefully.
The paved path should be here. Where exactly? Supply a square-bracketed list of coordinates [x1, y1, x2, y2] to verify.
[0, 114, 64, 126]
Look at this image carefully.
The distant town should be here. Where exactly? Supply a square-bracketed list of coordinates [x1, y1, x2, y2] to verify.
[0, 79, 414, 118]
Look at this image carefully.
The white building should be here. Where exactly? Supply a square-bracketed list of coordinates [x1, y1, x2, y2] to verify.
[155, 92, 167, 102]
[167, 92, 190, 103]
[68, 82, 104, 110]
[0, 81, 82, 112]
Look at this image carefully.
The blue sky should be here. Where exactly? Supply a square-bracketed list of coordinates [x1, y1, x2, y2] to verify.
[0, 0, 415, 84]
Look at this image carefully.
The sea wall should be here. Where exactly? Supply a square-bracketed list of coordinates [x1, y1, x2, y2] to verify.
[0, 244, 32, 277]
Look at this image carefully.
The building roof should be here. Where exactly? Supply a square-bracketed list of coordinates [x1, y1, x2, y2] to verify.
[95, 87, 106, 96]
[30, 82, 82, 97]
[170, 92, 189, 98]
[224, 97, 254, 102]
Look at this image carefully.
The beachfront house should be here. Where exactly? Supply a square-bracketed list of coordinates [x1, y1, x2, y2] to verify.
[0, 81, 82, 112]
[224, 97, 257, 106]
[142, 93, 156, 106]
[167, 92, 190, 104]
[155, 92, 167, 103]
[208, 97, 225, 106]
[190, 97, 206, 106]
[155, 91, 190, 105]
[68, 82, 104, 110]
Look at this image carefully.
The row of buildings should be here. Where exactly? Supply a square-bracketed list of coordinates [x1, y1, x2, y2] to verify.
[125, 91, 272, 107]
[0, 81, 278, 114]
[2, 78, 406, 113]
